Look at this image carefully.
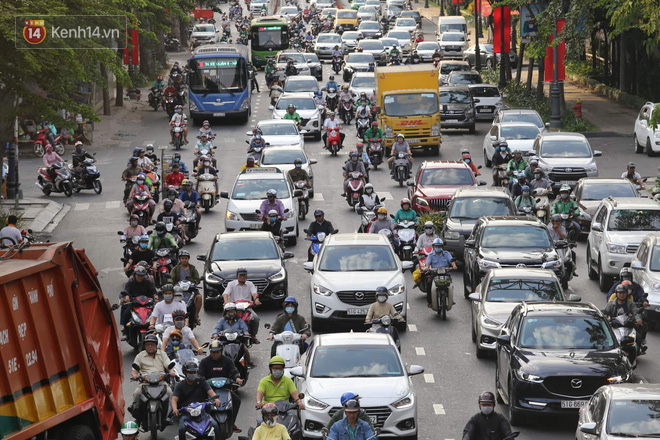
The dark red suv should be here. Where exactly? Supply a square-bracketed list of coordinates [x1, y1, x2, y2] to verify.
[407, 161, 486, 212]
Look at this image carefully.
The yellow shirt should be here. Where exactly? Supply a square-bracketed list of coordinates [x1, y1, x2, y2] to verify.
[253, 422, 291, 440]
[257, 375, 297, 403]
[133, 350, 171, 374]
[240, 164, 260, 172]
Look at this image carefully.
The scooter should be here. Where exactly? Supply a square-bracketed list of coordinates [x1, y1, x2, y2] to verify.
[165, 36, 181, 51]
[325, 88, 338, 112]
[194, 144, 218, 169]
[170, 348, 200, 382]
[70, 157, 102, 194]
[118, 231, 141, 264]
[307, 231, 326, 260]
[428, 267, 453, 320]
[340, 98, 354, 124]
[148, 87, 163, 111]
[355, 199, 386, 233]
[269, 84, 284, 108]
[245, 140, 265, 162]
[175, 401, 218, 440]
[395, 220, 417, 261]
[163, 93, 176, 118]
[264, 324, 308, 377]
[392, 152, 410, 187]
[367, 138, 383, 170]
[243, 400, 303, 440]
[178, 280, 200, 331]
[415, 246, 433, 293]
[215, 331, 251, 385]
[130, 191, 152, 227]
[180, 201, 199, 242]
[36, 162, 74, 197]
[207, 377, 239, 440]
[171, 122, 185, 151]
[332, 55, 342, 74]
[345, 171, 365, 207]
[356, 114, 370, 139]
[365, 315, 401, 352]
[326, 127, 342, 156]
[533, 188, 550, 223]
[125, 295, 155, 350]
[154, 247, 178, 288]
[294, 181, 310, 220]
[197, 173, 218, 213]
[33, 128, 65, 157]
[130, 362, 175, 440]
[611, 312, 642, 369]
[494, 165, 509, 188]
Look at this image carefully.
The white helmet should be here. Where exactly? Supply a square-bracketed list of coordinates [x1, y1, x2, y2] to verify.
[424, 221, 434, 234]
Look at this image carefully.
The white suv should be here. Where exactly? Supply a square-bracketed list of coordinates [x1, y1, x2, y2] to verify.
[587, 197, 660, 292]
[303, 233, 413, 331]
[630, 232, 660, 324]
[633, 102, 660, 157]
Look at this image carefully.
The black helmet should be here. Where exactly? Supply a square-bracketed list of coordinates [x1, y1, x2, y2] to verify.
[155, 221, 166, 232]
[179, 249, 190, 258]
[209, 340, 224, 352]
[168, 188, 178, 197]
[376, 286, 388, 297]
[478, 391, 496, 405]
[182, 361, 198, 373]
[174, 152, 181, 159]
[161, 283, 174, 293]
[164, 199, 173, 208]
[620, 267, 633, 282]
[236, 267, 248, 276]
[294, 158, 303, 165]
[144, 334, 159, 344]
[134, 266, 147, 276]
[314, 209, 324, 217]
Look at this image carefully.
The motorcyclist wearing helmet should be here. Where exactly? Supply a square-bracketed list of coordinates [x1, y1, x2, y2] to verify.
[524, 156, 544, 181]
[262, 208, 284, 241]
[259, 189, 286, 221]
[394, 198, 419, 223]
[462, 153, 480, 176]
[267, 297, 311, 356]
[285, 58, 299, 76]
[603, 285, 644, 329]
[325, 75, 338, 91]
[170, 152, 189, 176]
[148, 221, 178, 250]
[136, 148, 154, 169]
[331, 45, 343, 59]
[126, 172, 156, 223]
[326, 392, 375, 430]
[120, 421, 140, 440]
[356, 142, 372, 169]
[608, 267, 647, 303]
[194, 132, 214, 158]
[551, 184, 581, 237]
[405, 49, 421, 64]
[288, 158, 311, 187]
[124, 213, 147, 238]
[122, 157, 141, 202]
[491, 141, 512, 186]
[198, 120, 216, 139]
[212, 302, 250, 338]
[283, 104, 302, 124]
[529, 166, 552, 192]
[431, 48, 443, 64]
[43, 144, 63, 169]
[253, 403, 291, 440]
[165, 163, 185, 190]
[157, 199, 182, 231]
[366, 286, 404, 323]
[193, 154, 219, 197]
[161, 309, 204, 353]
[241, 155, 259, 172]
[307, 209, 336, 260]
[313, 90, 327, 120]
[388, 133, 413, 177]
[223, 268, 262, 344]
[160, 188, 184, 215]
[364, 120, 385, 145]
[328, 397, 374, 440]
[359, 183, 381, 211]
[149, 283, 187, 328]
[265, 59, 277, 86]
[622, 162, 646, 189]
[124, 235, 154, 274]
[415, 221, 439, 252]
[152, 75, 165, 90]
[172, 361, 222, 440]
[389, 43, 401, 63]
[169, 104, 188, 144]
[515, 185, 534, 209]
[129, 334, 175, 423]
[426, 238, 457, 271]
[322, 110, 344, 148]
[179, 179, 202, 228]
[506, 149, 528, 176]
[462, 391, 512, 440]
[256, 356, 305, 409]
[548, 214, 578, 276]
[338, 85, 354, 122]
[355, 98, 371, 122]
[341, 149, 367, 196]
[509, 171, 527, 199]
[370, 207, 395, 237]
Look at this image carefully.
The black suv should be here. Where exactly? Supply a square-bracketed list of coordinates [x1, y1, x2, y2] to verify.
[495, 302, 632, 426]
[463, 217, 568, 297]
[197, 231, 294, 309]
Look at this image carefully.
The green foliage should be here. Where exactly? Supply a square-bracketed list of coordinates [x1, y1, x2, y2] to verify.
[561, 112, 598, 132]
[416, 212, 447, 236]
[0, 209, 24, 229]
[651, 106, 660, 131]
[504, 82, 552, 122]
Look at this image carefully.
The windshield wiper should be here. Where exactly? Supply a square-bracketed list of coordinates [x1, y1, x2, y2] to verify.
[608, 433, 641, 438]
[451, 216, 476, 220]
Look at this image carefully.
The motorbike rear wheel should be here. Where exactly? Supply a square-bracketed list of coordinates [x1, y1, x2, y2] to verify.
[148, 408, 159, 440]
[438, 290, 447, 320]
[33, 143, 45, 157]
[298, 200, 307, 220]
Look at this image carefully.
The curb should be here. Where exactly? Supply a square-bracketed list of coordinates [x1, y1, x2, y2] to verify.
[1, 198, 68, 234]
[580, 131, 632, 138]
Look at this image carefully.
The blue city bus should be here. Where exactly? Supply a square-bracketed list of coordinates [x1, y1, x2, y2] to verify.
[187, 44, 251, 124]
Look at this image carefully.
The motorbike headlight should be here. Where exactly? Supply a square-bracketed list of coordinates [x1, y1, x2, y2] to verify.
[268, 268, 286, 282]
[384, 124, 393, 138]
[226, 210, 238, 221]
[606, 242, 627, 254]
[431, 122, 440, 136]
[189, 101, 198, 111]
[392, 392, 414, 409]
[515, 369, 543, 383]
[415, 197, 429, 207]
[205, 272, 223, 284]
[388, 284, 404, 295]
[541, 259, 561, 269]
[444, 230, 460, 240]
[313, 284, 333, 296]
[477, 258, 501, 270]
[305, 395, 329, 410]
[481, 313, 502, 329]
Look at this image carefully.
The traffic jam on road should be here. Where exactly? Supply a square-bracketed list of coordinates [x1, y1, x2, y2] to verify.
[6, 0, 660, 439]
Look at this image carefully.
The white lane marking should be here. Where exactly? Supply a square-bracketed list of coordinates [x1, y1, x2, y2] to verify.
[142, 140, 156, 146]
[433, 404, 446, 415]
[106, 201, 121, 209]
[74, 203, 89, 211]
[100, 266, 125, 274]
[415, 347, 425, 356]
[313, 193, 324, 201]
[380, 192, 394, 200]
[406, 303, 410, 310]
[119, 141, 132, 149]
[424, 374, 435, 383]
[408, 324, 417, 332]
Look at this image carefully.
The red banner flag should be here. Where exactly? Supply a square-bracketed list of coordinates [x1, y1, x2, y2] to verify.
[493, 6, 511, 54]
[131, 29, 139, 66]
[544, 19, 566, 82]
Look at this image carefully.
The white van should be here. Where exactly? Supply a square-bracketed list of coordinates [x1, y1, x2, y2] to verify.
[437, 16, 467, 38]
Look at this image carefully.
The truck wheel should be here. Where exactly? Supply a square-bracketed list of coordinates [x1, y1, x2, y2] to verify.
[63, 425, 95, 440]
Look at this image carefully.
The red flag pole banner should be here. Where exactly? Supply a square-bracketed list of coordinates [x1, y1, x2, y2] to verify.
[493, 5, 511, 53]
[131, 28, 139, 66]
[544, 19, 566, 82]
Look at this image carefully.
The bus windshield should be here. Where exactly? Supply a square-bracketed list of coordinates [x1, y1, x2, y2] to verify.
[189, 57, 247, 94]
[252, 25, 289, 50]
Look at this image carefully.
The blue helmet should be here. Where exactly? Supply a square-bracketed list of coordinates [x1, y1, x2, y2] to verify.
[340, 392, 360, 407]
[432, 238, 444, 247]
[284, 296, 298, 305]
[521, 185, 530, 192]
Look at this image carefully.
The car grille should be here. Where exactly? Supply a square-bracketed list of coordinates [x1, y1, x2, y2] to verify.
[400, 127, 428, 137]
[498, 262, 544, 268]
[548, 168, 588, 182]
[329, 406, 392, 427]
[222, 278, 270, 294]
[336, 290, 376, 306]
[627, 244, 639, 254]
[442, 113, 468, 122]
[429, 199, 450, 211]
[301, 118, 311, 127]
[543, 376, 609, 398]
[241, 213, 260, 221]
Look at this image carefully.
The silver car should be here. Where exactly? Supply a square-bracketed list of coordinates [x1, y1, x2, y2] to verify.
[283, 75, 320, 95]
[276, 51, 311, 76]
[291, 332, 423, 438]
[258, 145, 317, 193]
[357, 39, 387, 65]
[386, 29, 412, 53]
[349, 72, 376, 101]
[630, 232, 660, 324]
[272, 93, 322, 139]
[482, 122, 541, 164]
[357, 5, 379, 21]
[415, 41, 441, 62]
[358, 20, 383, 39]
[190, 24, 219, 45]
[341, 31, 363, 54]
[468, 84, 504, 119]
[492, 108, 546, 132]
[439, 60, 471, 85]
[314, 33, 342, 60]
[438, 31, 468, 59]
[394, 17, 417, 34]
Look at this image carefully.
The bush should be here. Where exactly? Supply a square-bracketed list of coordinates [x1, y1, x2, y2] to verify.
[0, 209, 24, 229]
[562, 112, 598, 132]
[417, 211, 446, 235]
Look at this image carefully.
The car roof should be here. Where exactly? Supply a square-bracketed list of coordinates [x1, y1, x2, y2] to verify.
[352, 72, 375, 78]
[537, 132, 588, 141]
[578, 177, 634, 185]
[326, 232, 389, 245]
[262, 144, 305, 153]
[236, 167, 287, 181]
[216, 231, 273, 241]
[453, 186, 510, 198]
[604, 384, 660, 400]
[499, 108, 541, 115]
[520, 301, 600, 317]
[468, 83, 498, 89]
[496, 121, 540, 128]
[421, 160, 471, 169]
[257, 119, 298, 127]
[488, 268, 560, 280]
[439, 85, 470, 92]
[603, 197, 660, 209]
[440, 60, 469, 66]
[478, 216, 546, 226]
[277, 92, 315, 100]
[316, 332, 394, 346]
[359, 20, 379, 25]
[285, 75, 317, 81]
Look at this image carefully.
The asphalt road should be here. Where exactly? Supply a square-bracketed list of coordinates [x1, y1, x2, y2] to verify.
[17, 2, 660, 439]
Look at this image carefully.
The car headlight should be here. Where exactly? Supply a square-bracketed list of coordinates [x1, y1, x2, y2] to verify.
[415, 197, 429, 207]
[240, 99, 249, 110]
[305, 395, 329, 410]
[481, 313, 502, 329]
[269, 268, 286, 282]
[652, 282, 660, 293]
[388, 284, 404, 295]
[391, 392, 414, 409]
[286, 209, 294, 219]
[444, 230, 460, 240]
[477, 258, 501, 270]
[205, 272, 223, 284]
[607, 373, 629, 384]
[431, 122, 440, 136]
[585, 164, 598, 172]
[313, 284, 333, 296]
[606, 242, 627, 254]
[189, 101, 198, 111]
[516, 369, 543, 383]
[541, 259, 561, 269]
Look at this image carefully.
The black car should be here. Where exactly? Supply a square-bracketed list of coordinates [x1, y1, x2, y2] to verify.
[463, 217, 569, 297]
[303, 53, 323, 82]
[197, 231, 294, 309]
[495, 302, 633, 426]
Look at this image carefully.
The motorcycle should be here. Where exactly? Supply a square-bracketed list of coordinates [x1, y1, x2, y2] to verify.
[154, 247, 178, 288]
[125, 295, 155, 350]
[207, 377, 239, 440]
[175, 401, 219, 440]
[194, 144, 218, 169]
[264, 324, 308, 377]
[130, 191, 152, 227]
[269, 84, 284, 108]
[367, 138, 383, 170]
[176, 86, 187, 106]
[355, 114, 370, 139]
[366, 315, 401, 352]
[178, 280, 200, 331]
[340, 98, 354, 124]
[129, 362, 175, 440]
[69, 157, 101, 194]
[326, 127, 342, 156]
[245, 140, 264, 162]
[118, 231, 141, 264]
[165, 35, 181, 51]
[243, 400, 303, 440]
[395, 220, 417, 261]
[180, 201, 199, 242]
[355, 199, 386, 233]
[345, 171, 365, 207]
[36, 162, 73, 197]
[33, 128, 65, 157]
[172, 122, 185, 151]
[332, 55, 342, 74]
[148, 87, 163, 111]
[143, 166, 161, 203]
[559, 213, 578, 242]
[215, 331, 251, 385]
[427, 267, 453, 320]
[389, 53, 402, 66]
[415, 246, 433, 293]
[307, 231, 326, 260]
[392, 152, 410, 187]
[494, 165, 509, 188]
[325, 88, 338, 112]
[517, 205, 535, 218]
[294, 181, 310, 220]
[163, 93, 176, 118]
[197, 173, 218, 213]
[533, 187, 550, 223]
[611, 311, 644, 368]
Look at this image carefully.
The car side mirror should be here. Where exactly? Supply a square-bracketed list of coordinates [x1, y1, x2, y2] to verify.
[622, 335, 635, 346]
[579, 422, 598, 436]
[310, 159, 318, 164]
[567, 294, 581, 302]
[290, 366, 304, 377]
[489, 135, 497, 142]
[593, 150, 603, 157]
[591, 222, 603, 232]
[496, 335, 511, 346]
[468, 292, 480, 301]
[631, 260, 645, 270]
[197, 255, 206, 261]
[407, 365, 424, 376]
[301, 129, 309, 134]
[401, 261, 413, 271]
[465, 239, 475, 247]
[473, 98, 480, 103]
[303, 262, 314, 272]
[478, 180, 487, 186]
[283, 251, 295, 259]
[220, 191, 229, 199]
[545, 122, 551, 128]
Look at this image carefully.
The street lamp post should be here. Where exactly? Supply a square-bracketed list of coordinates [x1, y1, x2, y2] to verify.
[425, 0, 429, 10]
[498, 5, 506, 88]
[549, 21, 562, 128]
[474, 0, 480, 71]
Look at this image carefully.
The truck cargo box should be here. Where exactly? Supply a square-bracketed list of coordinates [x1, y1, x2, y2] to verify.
[0, 242, 124, 440]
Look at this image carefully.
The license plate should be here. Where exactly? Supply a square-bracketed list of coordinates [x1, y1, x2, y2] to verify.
[407, 138, 420, 144]
[369, 416, 377, 425]
[563, 181, 577, 186]
[249, 223, 261, 230]
[213, 112, 225, 117]
[477, 108, 493, 113]
[347, 308, 368, 315]
[446, 119, 458, 123]
[561, 400, 587, 409]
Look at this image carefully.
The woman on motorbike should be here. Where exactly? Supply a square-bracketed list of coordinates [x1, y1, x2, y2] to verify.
[365, 287, 404, 323]
[393, 198, 419, 223]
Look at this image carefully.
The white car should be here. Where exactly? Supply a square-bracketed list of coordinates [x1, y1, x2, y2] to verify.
[482, 122, 540, 164]
[438, 30, 468, 59]
[394, 17, 417, 34]
[630, 232, 660, 322]
[283, 75, 320, 95]
[279, 6, 300, 20]
[248, 119, 306, 148]
[349, 72, 376, 101]
[415, 41, 441, 62]
[314, 33, 342, 60]
[386, 29, 412, 53]
[468, 84, 504, 119]
[357, 5, 379, 22]
[358, 20, 383, 39]
[276, 51, 311, 76]
[380, 38, 399, 54]
[258, 145, 317, 193]
[190, 24, 219, 45]
[633, 102, 660, 156]
[291, 332, 423, 439]
[303, 233, 413, 330]
[314, 0, 334, 9]
[250, 0, 268, 12]
[221, 167, 301, 243]
[357, 39, 387, 65]
[272, 93, 322, 139]
[341, 31, 363, 54]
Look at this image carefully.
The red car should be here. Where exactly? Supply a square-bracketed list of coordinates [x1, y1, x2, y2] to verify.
[407, 161, 486, 212]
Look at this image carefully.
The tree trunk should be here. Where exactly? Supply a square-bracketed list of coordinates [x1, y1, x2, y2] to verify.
[536, 56, 545, 100]
[155, 33, 167, 68]
[603, 31, 609, 85]
[99, 63, 111, 116]
[526, 57, 534, 90]
[591, 31, 597, 71]
[516, 43, 525, 84]
[511, 17, 518, 53]
[140, 35, 156, 78]
[618, 33, 628, 93]
[115, 81, 124, 106]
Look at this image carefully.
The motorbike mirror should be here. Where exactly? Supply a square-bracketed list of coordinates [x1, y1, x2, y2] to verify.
[197, 255, 207, 261]
[477, 165, 482, 169]
[283, 251, 294, 259]
[478, 180, 487, 186]
[246, 131, 253, 136]
[303, 228, 309, 234]
[147, 230, 153, 235]
[283, 208, 290, 213]
[621, 335, 635, 346]
[297, 393, 305, 399]
[200, 342, 210, 349]
[355, 207, 363, 215]
[554, 239, 568, 249]
[332, 229, 339, 234]
[245, 140, 250, 144]
[132, 363, 141, 372]
[117, 231, 124, 235]
[264, 323, 271, 329]
[167, 361, 176, 370]
[567, 294, 581, 302]
[389, 214, 395, 218]
[300, 129, 309, 134]
[255, 209, 261, 214]
[293, 189, 303, 197]
[309, 159, 317, 164]
[111, 304, 120, 310]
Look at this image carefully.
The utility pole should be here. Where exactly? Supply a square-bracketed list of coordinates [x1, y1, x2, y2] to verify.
[474, 0, 480, 71]
[425, 0, 429, 11]
[498, 5, 506, 88]
[549, 20, 562, 128]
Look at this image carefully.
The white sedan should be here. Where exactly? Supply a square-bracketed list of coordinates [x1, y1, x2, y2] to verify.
[482, 122, 541, 165]
[257, 145, 317, 193]
[272, 93, 322, 140]
[248, 119, 306, 149]
[634, 101, 660, 156]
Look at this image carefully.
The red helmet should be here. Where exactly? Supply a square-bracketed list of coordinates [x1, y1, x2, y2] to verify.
[462, 153, 471, 160]
[401, 198, 411, 207]
[158, 75, 163, 81]
[371, 121, 378, 127]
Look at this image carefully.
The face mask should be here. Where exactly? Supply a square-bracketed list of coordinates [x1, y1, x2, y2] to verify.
[139, 242, 148, 249]
[174, 157, 180, 162]
[295, 164, 302, 168]
[480, 406, 494, 416]
[425, 228, 434, 235]
[377, 296, 387, 303]
[285, 306, 295, 314]
[269, 217, 277, 222]
[265, 418, 277, 427]
[164, 294, 173, 302]
[464, 159, 471, 164]
[172, 339, 180, 346]
[130, 221, 138, 227]
[351, 157, 357, 162]
[378, 214, 386, 220]
[175, 320, 185, 329]
[186, 373, 197, 381]
[534, 174, 541, 180]
[434, 247, 442, 254]
[137, 180, 144, 185]
[271, 369, 284, 379]
[226, 312, 236, 319]
[175, 110, 180, 114]
[523, 192, 530, 197]
[561, 193, 568, 200]
[365, 189, 372, 194]
[169, 195, 176, 201]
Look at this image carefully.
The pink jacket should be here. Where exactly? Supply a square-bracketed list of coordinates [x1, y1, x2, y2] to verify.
[43, 152, 63, 167]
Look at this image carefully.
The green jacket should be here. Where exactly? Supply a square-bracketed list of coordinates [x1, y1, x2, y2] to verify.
[327, 409, 375, 430]
[288, 168, 310, 183]
[364, 128, 384, 142]
[283, 112, 301, 123]
[515, 195, 534, 208]
[170, 263, 200, 284]
[269, 312, 311, 337]
[394, 208, 418, 224]
[551, 199, 579, 216]
[507, 158, 528, 174]
[148, 233, 177, 250]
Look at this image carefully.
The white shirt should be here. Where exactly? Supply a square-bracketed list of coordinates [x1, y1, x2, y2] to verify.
[171, 113, 187, 124]
[622, 171, 641, 180]
[163, 325, 195, 346]
[224, 280, 257, 302]
[137, 156, 153, 168]
[324, 118, 340, 129]
[151, 300, 187, 324]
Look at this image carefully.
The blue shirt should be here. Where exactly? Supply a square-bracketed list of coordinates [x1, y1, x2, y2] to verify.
[212, 317, 249, 336]
[328, 417, 374, 440]
[172, 160, 189, 174]
[326, 81, 338, 90]
[426, 250, 453, 269]
[179, 190, 200, 204]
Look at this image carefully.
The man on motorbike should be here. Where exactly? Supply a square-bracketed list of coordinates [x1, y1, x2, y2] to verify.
[524, 157, 544, 181]
[124, 235, 154, 275]
[342, 150, 367, 196]
[152, 75, 165, 90]
[366, 286, 404, 323]
[370, 207, 395, 234]
[462, 391, 512, 440]
[506, 149, 528, 177]
[172, 362, 222, 440]
[425, 239, 457, 307]
[608, 268, 647, 303]
[145, 144, 159, 165]
[622, 162, 646, 189]
[156, 199, 185, 238]
[325, 75, 338, 91]
[72, 141, 94, 168]
[307, 209, 336, 261]
[241, 155, 259, 172]
[265, 59, 278, 86]
[122, 158, 142, 202]
[364, 120, 384, 143]
[283, 104, 302, 125]
[267, 297, 311, 357]
[359, 183, 381, 211]
[328, 398, 374, 440]
[355, 99, 372, 125]
[431, 48, 443, 64]
[120, 266, 158, 331]
[603, 285, 647, 342]
[194, 155, 219, 197]
[169, 105, 189, 144]
[261, 209, 284, 241]
[388, 133, 413, 177]
[169, 250, 202, 326]
[491, 142, 512, 186]
[529, 168, 552, 192]
[509, 171, 527, 199]
[198, 120, 216, 139]
[326, 393, 375, 431]
[129, 334, 175, 421]
[148, 284, 187, 328]
[194, 133, 214, 158]
[223, 268, 262, 344]
[331, 45, 343, 59]
[161, 309, 204, 353]
[171, 152, 189, 176]
[394, 198, 419, 223]
[212, 302, 251, 339]
[179, 180, 202, 228]
[415, 221, 439, 253]
[136, 149, 154, 170]
[548, 214, 577, 276]
[322, 111, 344, 148]
[126, 173, 156, 223]
[313, 90, 327, 120]
[405, 49, 422, 64]
[253, 403, 291, 440]
[288, 158, 311, 187]
[339, 85, 354, 121]
[285, 59, 298, 76]
[165, 163, 185, 190]
[551, 184, 581, 238]
[356, 142, 371, 170]
[148, 221, 179, 250]
[259, 189, 286, 221]
[515, 185, 534, 209]
[124, 214, 147, 239]
[389, 43, 401, 63]
[256, 356, 305, 409]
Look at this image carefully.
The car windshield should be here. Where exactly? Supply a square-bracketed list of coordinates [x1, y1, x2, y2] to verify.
[282, 7, 298, 13]
[258, 123, 298, 136]
[481, 226, 552, 248]
[581, 182, 635, 201]
[470, 86, 500, 98]
[360, 6, 377, 12]
[383, 92, 438, 117]
[540, 139, 592, 158]
[440, 23, 466, 33]
[285, 79, 319, 92]
[276, 97, 316, 110]
[651, 246, 660, 272]
[607, 399, 660, 436]
[260, 149, 306, 165]
[343, 33, 360, 41]
[449, 197, 511, 219]
[478, 44, 494, 53]
[281, 53, 305, 63]
[352, 76, 375, 87]
[337, 10, 357, 18]
[607, 209, 660, 231]
[360, 22, 380, 30]
[440, 63, 470, 75]
[519, 316, 615, 350]
[501, 112, 543, 128]
[317, 35, 341, 43]
[310, 346, 404, 377]
[194, 25, 215, 33]
[439, 89, 471, 104]
[231, 178, 290, 200]
[304, 54, 320, 63]
[389, 5, 403, 12]
[417, 42, 439, 50]
[397, 18, 415, 26]
[442, 33, 465, 42]
[381, 38, 397, 47]
[348, 54, 374, 63]
[500, 125, 540, 140]
[360, 41, 383, 50]
[189, 57, 247, 94]
[485, 279, 562, 302]
[211, 238, 279, 261]
[389, 31, 409, 39]
[421, 168, 474, 186]
[450, 73, 482, 84]
[319, 245, 398, 271]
